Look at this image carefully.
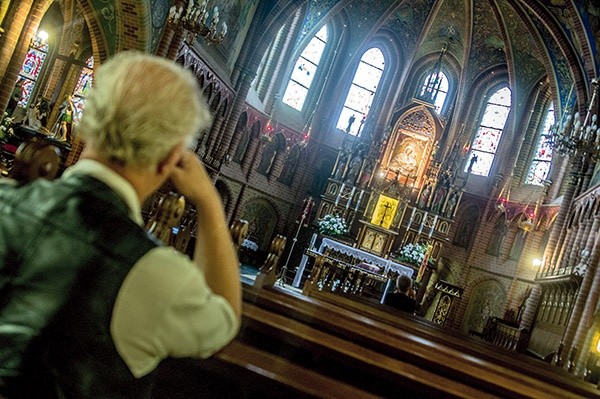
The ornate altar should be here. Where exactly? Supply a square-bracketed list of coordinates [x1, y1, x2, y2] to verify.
[301, 237, 414, 303]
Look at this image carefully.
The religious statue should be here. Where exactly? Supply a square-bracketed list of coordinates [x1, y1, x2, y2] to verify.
[26, 98, 49, 131]
[345, 155, 362, 184]
[444, 189, 458, 218]
[346, 114, 356, 133]
[467, 153, 478, 174]
[390, 146, 417, 175]
[418, 184, 431, 209]
[53, 95, 75, 141]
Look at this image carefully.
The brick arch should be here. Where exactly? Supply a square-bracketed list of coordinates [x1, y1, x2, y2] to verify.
[214, 179, 233, 212]
[461, 277, 507, 335]
[240, 196, 283, 251]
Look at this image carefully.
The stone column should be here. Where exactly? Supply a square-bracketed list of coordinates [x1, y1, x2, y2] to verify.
[215, 71, 255, 161]
[571, 215, 600, 373]
[241, 137, 260, 176]
[166, 29, 185, 61]
[268, 150, 286, 181]
[543, 157, 582, 274]
[156, 26, 176, 57]
[207, 111, 226, 156]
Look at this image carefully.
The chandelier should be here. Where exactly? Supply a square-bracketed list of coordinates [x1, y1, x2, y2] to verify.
[552, 78, 600, 160]
[168, 0, 228, 45]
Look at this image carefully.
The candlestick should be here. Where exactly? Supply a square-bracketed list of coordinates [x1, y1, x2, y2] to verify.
[346, 186, 356, 210]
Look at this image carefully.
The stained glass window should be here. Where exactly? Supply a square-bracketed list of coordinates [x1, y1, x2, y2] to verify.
[282, 26, 327, 111]
[419, 71, 449, 113]
[16, 32, 49, 108]
[336, 48, 385, 136]
[72, 56, 94, 122]
[465, 86, 512, 176]
[526, 102, 555, 185]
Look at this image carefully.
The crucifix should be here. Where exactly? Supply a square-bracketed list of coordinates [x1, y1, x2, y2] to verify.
[379, 202, 393, 226]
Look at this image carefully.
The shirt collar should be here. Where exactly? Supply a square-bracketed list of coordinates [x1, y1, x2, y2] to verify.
[62, 159, 144, 226]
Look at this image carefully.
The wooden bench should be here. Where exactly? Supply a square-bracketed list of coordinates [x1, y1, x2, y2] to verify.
[240, 284, 599, 398]
[153, 341, 380, 399]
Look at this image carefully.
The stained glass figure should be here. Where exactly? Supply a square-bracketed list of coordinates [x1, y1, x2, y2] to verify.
[526, 103, 555, 185]
[16, 32, 49, 108]
[282, 26, 327, 111]
[72, 56, 94, 121]
[336, 48, 385, 136]
[465, 86, 512, 176]
[419, 71, 449, 113]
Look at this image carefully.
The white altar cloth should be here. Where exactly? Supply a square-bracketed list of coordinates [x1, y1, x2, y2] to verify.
[319, 238, 414, 277]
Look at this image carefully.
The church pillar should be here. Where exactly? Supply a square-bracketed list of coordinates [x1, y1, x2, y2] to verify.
[166, 29, 185, 61]
[563, 216, 600, 370]
[520, 284, 542, 330]
[268, 150, 285, 182]
[543, 157, 582, 274]
[563, 219, 587, 271]
[156, 26, 176, 58]
[0, 0, 42, 114]
[565, 215, 600, 376]
[207, 110, 226, 156]
[289, 153, 308, 192]
[215, 71, 255, 161]
[241, 136, 260, 176]
[550, 223, 576, 274]
[228, 129, 245, 161]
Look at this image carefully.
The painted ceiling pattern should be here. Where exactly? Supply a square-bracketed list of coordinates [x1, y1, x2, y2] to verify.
[467, 0, 506, 80]
[415, 0, 466, 63]
[382, 0, 436, 56]
[496, 0, 545, 101]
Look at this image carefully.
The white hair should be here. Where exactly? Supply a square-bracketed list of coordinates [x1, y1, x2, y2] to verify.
[79, 51, 211, 168]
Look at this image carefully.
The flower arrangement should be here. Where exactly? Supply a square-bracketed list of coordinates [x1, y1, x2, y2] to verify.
[0, 112, 14, 140]
[396, 242, 430, 266]
[318, 214, 348, 236]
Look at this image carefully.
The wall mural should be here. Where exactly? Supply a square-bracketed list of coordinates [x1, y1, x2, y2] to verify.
[91, 0, 116, 55]
[151, 0, 170, 52]
[242, 197, 278, 251]
[463, 279, 506, 335]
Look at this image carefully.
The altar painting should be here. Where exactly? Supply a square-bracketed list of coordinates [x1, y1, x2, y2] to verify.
[382, 106, 436, 187]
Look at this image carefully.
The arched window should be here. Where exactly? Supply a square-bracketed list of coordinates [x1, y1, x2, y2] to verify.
[16, 31, 50, 108]
[336, 48, 385, 136]
[526, 102, 554, 185]
[466, 86, 512, 177]
[282, 25, 327, 111]
[419, 71, 449, 113]
[72, 56, 94, 122]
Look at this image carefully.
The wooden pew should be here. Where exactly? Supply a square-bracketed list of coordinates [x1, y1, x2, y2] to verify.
[153, 341, 380, 399]
[240, 284, 599, 399]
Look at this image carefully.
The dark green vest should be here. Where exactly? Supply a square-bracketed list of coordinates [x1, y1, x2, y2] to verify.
[0, 174, 160, 398]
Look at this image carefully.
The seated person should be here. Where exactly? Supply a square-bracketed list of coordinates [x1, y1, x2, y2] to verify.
[384, 274, 417, 314]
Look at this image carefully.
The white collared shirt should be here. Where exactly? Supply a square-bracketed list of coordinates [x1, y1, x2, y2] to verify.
[63, 160, 239, 377]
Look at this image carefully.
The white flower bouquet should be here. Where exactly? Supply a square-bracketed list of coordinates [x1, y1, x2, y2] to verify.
[396, 242, 429, 266]
[318, 214, 348, 236]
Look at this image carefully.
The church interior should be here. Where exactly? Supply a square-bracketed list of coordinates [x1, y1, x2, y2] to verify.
[3, 0, 600, 397]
